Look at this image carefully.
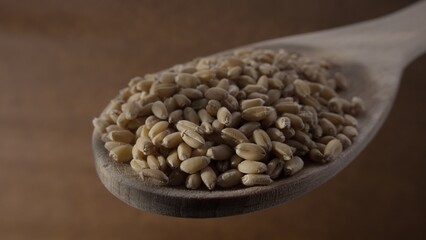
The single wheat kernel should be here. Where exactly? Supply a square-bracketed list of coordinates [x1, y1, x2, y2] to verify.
[244, 92, 269, 102]
[217, 107, 232, 126]
[243, 84, 267, 94]
[274, 102, 300, 114]
[183, 107, 200, 125]
[343, 114, 358, 127]
[108, 130, 135, 144]
[150, 83, 178, 98]
[199, 122, 214, 135]
[175, 73, 200, 88]
[130, 159, 149, 172]
[309, 148, 324, 162]
[206, 144, 234, 161]
[238, 160, 267, 174]
[323, 139, 343, 162]
[242, 106, 275, 121]
[152, 101, 169, 120]
[241, 174, 273, 186]
[228, 84, 240, 97]
[268, 79, 284, 92]
[271, 141, 293, 161]
[293, 79, 311, 97]
[317, 135, 336, 145]
[138, 169, 168, 186]
[267, 158, 285, 179]
[122, 101, 141, 120]
[105, 124, 124, 133]
[176, 142, 192, 161]
[206, 99, 221, 116]
[162, 132, 183, 148]
[181, 129, 205, 149]
[282, 113, 305, 131]
[228, 66, 243, 79]
[168, 109, 183, 124]
[319, 112, 345, 125]
[116, 112, 130, 128]
[319, 118, 337, 136]
[180, 156, 211, 174]
[342, 126, 358, 140]
[284, 156, 304, 176]
[186, 173, 202, 189]
[350, 96, 365, 116]
[93, 118, 109, 133]
[257, 75, 270, 89]
[166, 150, 180, 169]
[173, 94, 191, 108]
[266, 128, 286, 142]
[194, 69, 214, 81]
[221, 128, 249, 146]
[336, 133, 352, 149]
[241, 98, 265, 110]
[319, 86, 338, 100]
[212, 119, 225, 133]
[104, 141, 127, 151]
[253, 129, 272, 152]
[135, 136, 155, 155]
[148, 121, 169, 139]
[275, 116, 291, 129]
[175, 120, 199, 133]
[179, 88, 203, 100]
[109, 144, 133, 162]
[235, 143, 266, 161]
[204, 87, 229, 100]
[159, 72, 176, 84]
[157, 155, 167, 171]
[147, 155, 160, 170]
[222, 95, 239, 112]
[200, 166, 217, 190]
[217, 169, 243, 188]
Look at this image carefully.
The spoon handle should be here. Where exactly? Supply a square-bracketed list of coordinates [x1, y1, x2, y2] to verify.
[325, 1, 426, 69]
[363, 0, 426, 66]
[281, 1, 426, 69]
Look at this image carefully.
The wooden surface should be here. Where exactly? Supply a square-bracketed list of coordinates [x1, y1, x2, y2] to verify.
[1, 0, 425, 238]
[93, 2, 426, 218]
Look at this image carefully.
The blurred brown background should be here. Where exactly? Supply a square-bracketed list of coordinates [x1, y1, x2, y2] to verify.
[0, 0, 425, 239]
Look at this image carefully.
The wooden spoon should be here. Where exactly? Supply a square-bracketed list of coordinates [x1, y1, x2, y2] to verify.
[93, 2, 426, 218]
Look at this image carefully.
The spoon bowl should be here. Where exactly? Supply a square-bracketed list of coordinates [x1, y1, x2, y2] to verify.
[93, 1, 426, 218]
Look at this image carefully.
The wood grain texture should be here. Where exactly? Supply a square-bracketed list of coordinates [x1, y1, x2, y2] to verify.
[1, 0, 425, 239]
[93, 1, 426, 218]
